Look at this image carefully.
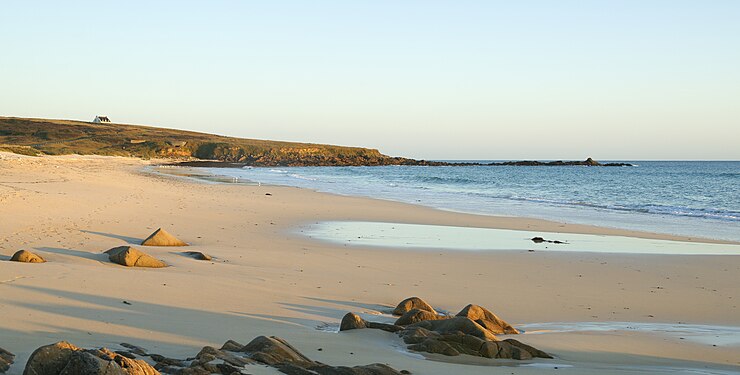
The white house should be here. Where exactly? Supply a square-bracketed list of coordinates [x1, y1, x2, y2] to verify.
[93, 116, 111, 123]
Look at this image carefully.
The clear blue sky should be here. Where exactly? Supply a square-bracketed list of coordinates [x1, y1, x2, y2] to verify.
[1, 1, 738, 160]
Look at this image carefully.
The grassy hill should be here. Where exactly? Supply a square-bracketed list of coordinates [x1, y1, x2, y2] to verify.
[0, 117, 414, 166]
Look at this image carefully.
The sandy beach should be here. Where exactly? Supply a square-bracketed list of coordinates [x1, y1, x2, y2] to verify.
[1, 153, 738, 374]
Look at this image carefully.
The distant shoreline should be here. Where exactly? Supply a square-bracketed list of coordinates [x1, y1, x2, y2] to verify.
[173, 157, 634, 168]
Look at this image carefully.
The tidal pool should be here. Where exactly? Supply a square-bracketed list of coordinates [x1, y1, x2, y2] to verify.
[300, 221, 740, 255]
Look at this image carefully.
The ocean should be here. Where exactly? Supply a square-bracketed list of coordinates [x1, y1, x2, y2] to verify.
[192, 161, 740, 242]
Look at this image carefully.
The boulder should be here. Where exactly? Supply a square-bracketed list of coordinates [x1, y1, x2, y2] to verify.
[501, 339, 552, 359]
[183, 251, 211, 261]
[10, 250, 45, 263]
[395, 308, 442, 326]
[191, 346, 254, 368]
[0, 347, 14, 373]
[105, 246, 166, 268]
[23, 341, 159, 375]
[238, 336, 315, 367]
[141, 228, 188, 247]
[340, 313, 367, 331]
[455, 304, 519, 334]
[219, 340, 243, 352]
[392, 297, 436, 316]
[339, 313, 403, 333]
[408, 339, 459, 357]
[399, 327, 439, 345]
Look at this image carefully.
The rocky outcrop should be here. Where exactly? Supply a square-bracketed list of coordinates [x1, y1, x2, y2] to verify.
[141, 229, 188, 247]
[341, 298, 550, 361]
[0, 347, 13, 373]
[9, 250, 45, 263]
[455, 304, 519, 334]
[182, 251, 211, 261]
[24, 338, 407, 375]
[105, 246, 166, 268]
[23, 341, 159, 375]
[392, 297, 436, 316]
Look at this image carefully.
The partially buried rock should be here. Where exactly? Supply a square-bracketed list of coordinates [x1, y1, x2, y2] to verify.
[531, 236, 566, 244]
[340, 313, 403, 333]
[395, 308, 442, 326]
[0, 347, 13, 373]
[105, 246, 166, 268]
[393, 297, 436, 316]
[456, 304, 519, 334]
[23, 341, 159, 375]
[9, 250, 45, 263]
[183, 251, 212, 261]
[141, 228, 188, 247]
[340, 312, 367, 331]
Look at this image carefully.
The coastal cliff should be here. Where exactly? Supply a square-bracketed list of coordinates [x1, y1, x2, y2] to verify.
[0, 117, 630, 167]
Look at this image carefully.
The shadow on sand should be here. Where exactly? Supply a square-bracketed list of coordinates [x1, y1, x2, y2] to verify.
[80, 230, 142, 244]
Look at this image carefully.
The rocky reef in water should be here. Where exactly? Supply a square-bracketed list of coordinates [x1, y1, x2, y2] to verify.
[176, 157, 633, 168]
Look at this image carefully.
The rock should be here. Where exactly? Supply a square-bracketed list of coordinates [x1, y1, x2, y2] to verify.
[530, 237, 566, 244]
[141, 228, 188, 247]
[392, 297, 436, 316]
[105, 246, 166, 268]
[407, 339, 459, 357]
[10, 250, 45, 263]
[183, 251, 211, 261]
[192, 346, 254, 368]
[410, 317, 498, 341]
[218, 340, 243, 352]
[501, 339, 552, 359]
[339, 313, 403, 333]
[0, 347, 14, 373]
[23, 341, 80, 375]
[340, 313, 367, 331]
[23, 341, 159, 375]
[239, 336, 316, 367]
[584, 157, 599, 166]
[395, 308, 442, 326]
[399, 327, 439, 345]
[455, 304, 519, 334]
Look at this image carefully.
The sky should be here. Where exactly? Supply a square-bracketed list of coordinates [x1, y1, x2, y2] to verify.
[1, 1, 738, 160]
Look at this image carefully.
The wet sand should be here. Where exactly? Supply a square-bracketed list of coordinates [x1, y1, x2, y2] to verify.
[0, 153, 738, 374]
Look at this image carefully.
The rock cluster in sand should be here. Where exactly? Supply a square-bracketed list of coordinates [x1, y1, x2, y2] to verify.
[22, 337, 407, 375]
[105, 246, 167, 268]
[340, 297, 551, 360]
[0, 347, 13, 373]
[141, 228, 188, 247]
[9, 249, 45, 263]
[24, 341, 158, 375]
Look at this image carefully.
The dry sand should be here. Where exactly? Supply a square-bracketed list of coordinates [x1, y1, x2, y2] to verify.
[0, 153, 738, 374]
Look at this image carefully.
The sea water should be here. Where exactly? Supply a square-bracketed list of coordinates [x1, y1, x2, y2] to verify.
[191, 161, 739, 242]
